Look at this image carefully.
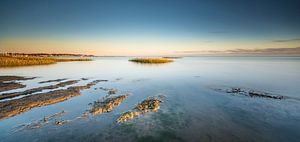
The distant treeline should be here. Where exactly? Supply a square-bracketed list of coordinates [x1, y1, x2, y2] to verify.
[0, 53, 95, 57]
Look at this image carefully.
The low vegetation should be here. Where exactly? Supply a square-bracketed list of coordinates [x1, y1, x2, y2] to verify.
[0, 56, 92, 67]
[129, 58, 173, 64]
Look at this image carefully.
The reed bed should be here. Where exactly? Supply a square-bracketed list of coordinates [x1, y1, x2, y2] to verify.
[0, 56, 92, 67]
[129, 58, 173, 64]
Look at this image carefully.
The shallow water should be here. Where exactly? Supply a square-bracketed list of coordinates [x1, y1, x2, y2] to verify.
[0, 57, 300, 142]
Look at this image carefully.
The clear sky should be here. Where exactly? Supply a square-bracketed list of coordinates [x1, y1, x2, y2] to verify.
[0, 0, 299, 56]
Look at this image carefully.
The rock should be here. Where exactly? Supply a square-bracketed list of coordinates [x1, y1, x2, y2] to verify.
[117, 111, 140, 123]
[99, 87, 118, 95]
[0, 76, 35, 93]
[212, 86, 285, 100]
[89, 95, 128, 115]
[38, 78, 67, 84]
[55, 120, 69, 126]
[0, 80, 101, 120]
[135, 99, 162, 113]
[248, 91, 284, 99]
[117, 98, 162, 123]
[226, 87, 243, 93]
[0, 82, 26, 92]
[108, 89, 118, 95]
[0, 76, 35, 82]
[0, 80, 80, 100]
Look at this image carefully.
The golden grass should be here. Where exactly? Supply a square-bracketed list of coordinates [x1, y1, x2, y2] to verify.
[0, 56, 92, 67]
[129, 58, 173, 64]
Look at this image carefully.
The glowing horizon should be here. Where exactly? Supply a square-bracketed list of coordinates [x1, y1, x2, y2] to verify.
[1, 37, 299, 56]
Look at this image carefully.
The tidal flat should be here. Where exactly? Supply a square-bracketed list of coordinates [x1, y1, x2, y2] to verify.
[0, 57, 300, 142]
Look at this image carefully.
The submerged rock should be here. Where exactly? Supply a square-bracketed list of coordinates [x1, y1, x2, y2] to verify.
[13, 110, 67, 131]
[99, 87, 118, 95]
[248, 90, 284, 99]
[89, 95, 128, 115]
[108, 89, 118, 95]
[117, 98, 162, 123]
[226, 87, 245, 94]
[212, 86, 285, 100]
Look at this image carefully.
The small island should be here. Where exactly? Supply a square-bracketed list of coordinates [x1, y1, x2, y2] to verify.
[129, 58, 173, 64]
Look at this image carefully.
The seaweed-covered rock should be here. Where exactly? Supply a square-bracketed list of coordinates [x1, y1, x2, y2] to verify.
[117, 111, 140, 123]
[135, 99, 162, 112]
[117, 98, 162, 123]
[89, 95, 128, 115]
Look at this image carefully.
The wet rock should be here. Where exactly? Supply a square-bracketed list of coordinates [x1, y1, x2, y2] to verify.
[13, 110, 67, 131]
[212, 86, 285, 100]
[226, 87, 245, 94]
[89, 95, 128, 115]
[0, 80, 80, 100]
[77, 112, 90, 120]
[248, 91, 284, 99]
[108, 89, 118, 95]
[0, 80, 101, 120]
[0, 76, 35, 92]
[0, 76, 35, 82]
[0, 82, 25, 92]
[117, 98, 162, 123]
[117, 111, 141, 123]
[39, 78, 67, 84]
[135, 99, 162, 113]
[55, 120, 69, 126]
[99, 87, 118, 95]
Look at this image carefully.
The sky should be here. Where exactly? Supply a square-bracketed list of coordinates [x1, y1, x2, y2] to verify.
[0, 0, 300, 56]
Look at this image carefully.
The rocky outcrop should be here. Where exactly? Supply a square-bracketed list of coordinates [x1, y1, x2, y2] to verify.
[0, 82, 25, 92]
[0, 80, 80, 100]
[0, 76, 35, 82]
[117, 98, 162, 123]
[0, 76, 35, 92]
[89, 95, 128, 115]
[0, 80, 102, 120]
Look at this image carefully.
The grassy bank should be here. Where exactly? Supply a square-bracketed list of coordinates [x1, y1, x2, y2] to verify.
[129, 58, 173, 64]
[0, 56, 92, 67]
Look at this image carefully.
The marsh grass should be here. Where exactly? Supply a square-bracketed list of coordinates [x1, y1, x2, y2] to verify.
[129, 58, 173, 64]
[0, 56, 92, 67]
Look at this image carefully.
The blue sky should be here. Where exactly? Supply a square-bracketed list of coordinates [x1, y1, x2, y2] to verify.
[0, 0, 300, 55]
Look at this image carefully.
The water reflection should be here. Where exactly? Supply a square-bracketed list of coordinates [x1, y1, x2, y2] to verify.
[0, 57, 300, 142]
